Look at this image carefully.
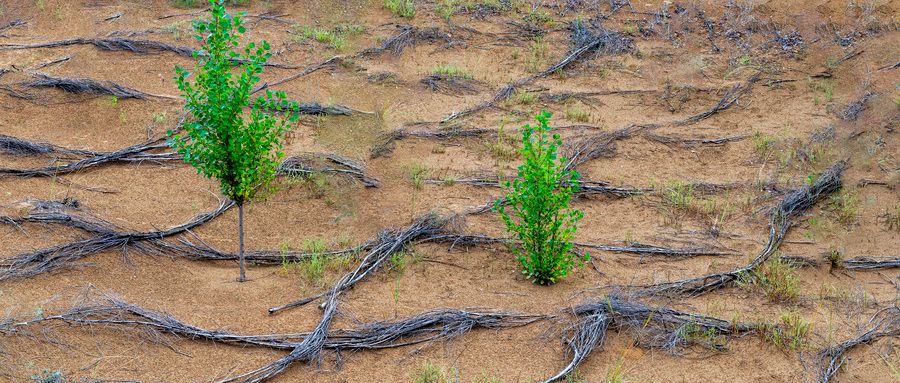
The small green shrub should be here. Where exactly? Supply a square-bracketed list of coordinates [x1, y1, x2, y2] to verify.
[496, 111, 585, 285]
[662, 180, 694, 211]
[384, 0, 415, 18]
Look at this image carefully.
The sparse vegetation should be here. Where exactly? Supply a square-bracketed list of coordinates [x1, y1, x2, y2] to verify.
[496, 111, 585, 285]
[486, 126, 519, 160]
[412, 360, 448, 383]
[430, 64, 472, 79]
[564, 105, 590, 122]
[827, 190, 859, 226]
[384, 0, 416, 18]
[762, 312, 811, 350]
[524, 39, 549, 72]
[738, 254, 801, 302]
[291, 24, 365, 50]
[406, 162, 428, 189]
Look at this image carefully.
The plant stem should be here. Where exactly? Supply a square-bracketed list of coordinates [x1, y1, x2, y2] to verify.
[238, 202, 246, 282]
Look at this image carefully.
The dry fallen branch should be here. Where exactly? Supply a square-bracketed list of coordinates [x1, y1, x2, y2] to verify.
[543, 295, 758, 382]
[0, 38, 295, 68]
[278, 153, 380, 188]
[838, 91, 877, 121]
[643, 133, 750, 148]
[443, 22, 635, 122]
[0, 199, 233, 281]
[0, 133, 375, 185]
[559, 76, 756, 171]
[251, 26, 451, 94]
[0, 136, 178, 178]
[631, 160, 846, 296]
[268, 213, 450, 315]
[421, 74, 484, 94]
[23, 73, 163, 99]
[817, 307, 899, 383]
[843, 256, 900, 270]
[5, 292, 543, 380]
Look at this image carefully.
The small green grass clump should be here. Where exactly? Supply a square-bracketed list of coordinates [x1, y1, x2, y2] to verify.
[412, 360, 448, 383]
[406, 162, 428, 189]
[292, 24, 365, 50]
[739, 254, 801, 302]
[524, 39, 549, 73]
[430, 64, 473, 79]
[513, 90, 538, 105]
[564, 105, 590, 122]
[751, 131, 775, 157]
[762, 312, 811, 350]
[384, 0, 416, 18]
[827, 190, 859, 226]
[662, 180, 694, 211]
[486, 126, 519, 160]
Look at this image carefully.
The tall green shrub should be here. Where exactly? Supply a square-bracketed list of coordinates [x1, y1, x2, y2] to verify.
[495, 111, 585, 285]
[169, 0, 298, 282]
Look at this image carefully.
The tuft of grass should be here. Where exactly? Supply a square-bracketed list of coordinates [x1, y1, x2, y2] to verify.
[412, 360, 448, 383]
[384, 0, 415, 18]
[827, 190, 859, 226]
[678, 322, 728, 350]
[751, 131, 775, 157]
[762, 312, 811, 350]
[880, 204, 900, 231]
[430, 64, 472, 79]
[564, 105, 590, 122]
[524, 39, 548, 72]
[824, 249, 843, 269]
[807, 78, 835, 103]
[565, 370, 587, 383]
[512, 90, 538, 105]
[152, 112, 168, 124]
[292, 24, 364, 50]
[739, 254, 801, 302]
[604, 356, 627, 383]
[662, 180, 694, 211]
[406, 162, 428, 189]
[486, 126, 519, 160]
[299, 238, 327, 286]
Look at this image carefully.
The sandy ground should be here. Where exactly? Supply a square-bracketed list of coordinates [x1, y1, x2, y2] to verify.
[0, 0, 898, 382]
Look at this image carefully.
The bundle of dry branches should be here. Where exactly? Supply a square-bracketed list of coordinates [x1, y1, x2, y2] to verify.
[817, 307, 899, 383]
[633, 160, 846, 296]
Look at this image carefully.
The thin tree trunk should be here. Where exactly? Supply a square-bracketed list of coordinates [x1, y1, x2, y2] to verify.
[238, 202, 246, 282]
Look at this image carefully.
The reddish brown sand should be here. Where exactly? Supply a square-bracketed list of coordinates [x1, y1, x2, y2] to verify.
[0, 0, 898, 382]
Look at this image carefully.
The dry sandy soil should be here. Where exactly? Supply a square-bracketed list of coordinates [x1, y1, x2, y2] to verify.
[0, 0, 898, 382]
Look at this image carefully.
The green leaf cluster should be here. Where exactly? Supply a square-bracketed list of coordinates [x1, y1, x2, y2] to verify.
[496, 111, 585, 285]
[169, 0, 299, 204]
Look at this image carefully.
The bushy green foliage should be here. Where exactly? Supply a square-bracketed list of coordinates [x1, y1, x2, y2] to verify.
[496, 111, 585, 285]
[170, 1, 298, 204]
[169, 0, 298, 281]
